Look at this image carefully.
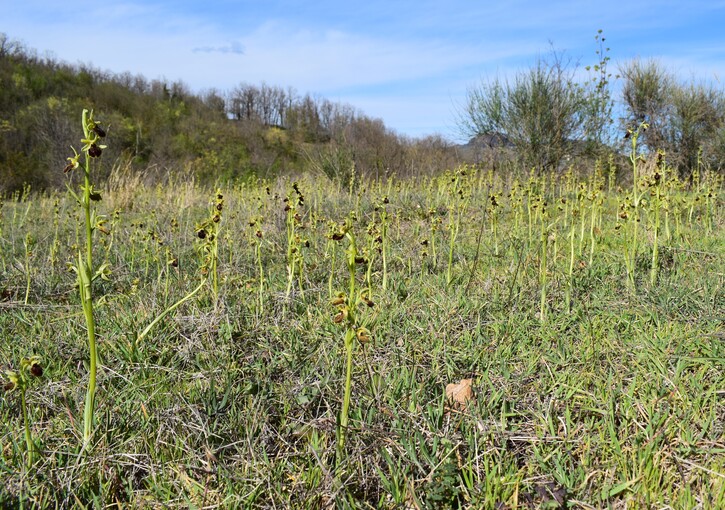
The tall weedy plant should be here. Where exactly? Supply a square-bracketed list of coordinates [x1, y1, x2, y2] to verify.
[65, 109, 108, 447]
[648, 151, 665, 285]
[284, 182, 306, 299]
[623, 122, 648, 291]
[195, 190, 225, 304]
[446, 166, 472, 286]
[330, 216, 372, 462]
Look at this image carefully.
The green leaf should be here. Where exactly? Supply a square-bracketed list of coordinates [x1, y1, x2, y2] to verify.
[603, 477, 640, 499]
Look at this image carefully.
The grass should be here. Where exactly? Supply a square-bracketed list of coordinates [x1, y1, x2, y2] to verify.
[0, 165, 723, 509]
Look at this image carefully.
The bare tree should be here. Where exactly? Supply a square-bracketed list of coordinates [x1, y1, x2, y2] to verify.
[620, 58, 673, 151]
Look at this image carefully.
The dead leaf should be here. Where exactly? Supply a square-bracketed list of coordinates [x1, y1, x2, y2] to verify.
[445, 378, 474, 410]
[535, 482, 567, 508]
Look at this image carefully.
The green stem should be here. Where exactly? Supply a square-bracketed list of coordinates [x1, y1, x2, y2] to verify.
[447, 209, 460, 286]
[81, 115, 97, 447]
[21, 389, 34, 468]
[589, 199, 597, 266]
[539, 225, 547, 322]
[79, 253, 97, 447]
[650, 190, 660, 286]
[24, 257, 31, 306]
[338, 224, 358, 460]
[338, 327, 355, 455]
[211, 237, 218, 303]
[256, 241, 265, 314]
[137, 279, 206, 343]
[566, 223, 575, 313]
[381, 214, 388, 291]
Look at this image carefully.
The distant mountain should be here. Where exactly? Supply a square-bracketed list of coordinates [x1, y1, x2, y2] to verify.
[454, 132, 514, 162]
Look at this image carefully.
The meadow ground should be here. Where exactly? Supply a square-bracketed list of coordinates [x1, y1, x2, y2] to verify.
[0, 165, 723, 508]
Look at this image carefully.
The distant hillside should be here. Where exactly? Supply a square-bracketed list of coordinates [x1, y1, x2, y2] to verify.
[0, 33, 464, 194]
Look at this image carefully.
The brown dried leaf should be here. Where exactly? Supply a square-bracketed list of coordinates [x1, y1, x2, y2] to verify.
[445, 378, 474, 410]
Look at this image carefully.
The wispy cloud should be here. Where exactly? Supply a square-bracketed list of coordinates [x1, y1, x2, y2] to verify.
[192, 41, 245, 55]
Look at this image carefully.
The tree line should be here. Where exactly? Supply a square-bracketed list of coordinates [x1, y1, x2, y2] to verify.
[0, 33, 460, 194]
[459, 31, 725, 178]
[3, 31, 722, 195]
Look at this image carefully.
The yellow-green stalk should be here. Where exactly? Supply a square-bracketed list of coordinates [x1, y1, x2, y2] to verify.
[65, 108, 107, 447]
[331, 217, 359, 459]
[625, 122, 648, 291]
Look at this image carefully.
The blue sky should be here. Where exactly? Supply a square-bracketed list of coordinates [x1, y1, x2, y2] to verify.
[3, 0, 725, 140]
